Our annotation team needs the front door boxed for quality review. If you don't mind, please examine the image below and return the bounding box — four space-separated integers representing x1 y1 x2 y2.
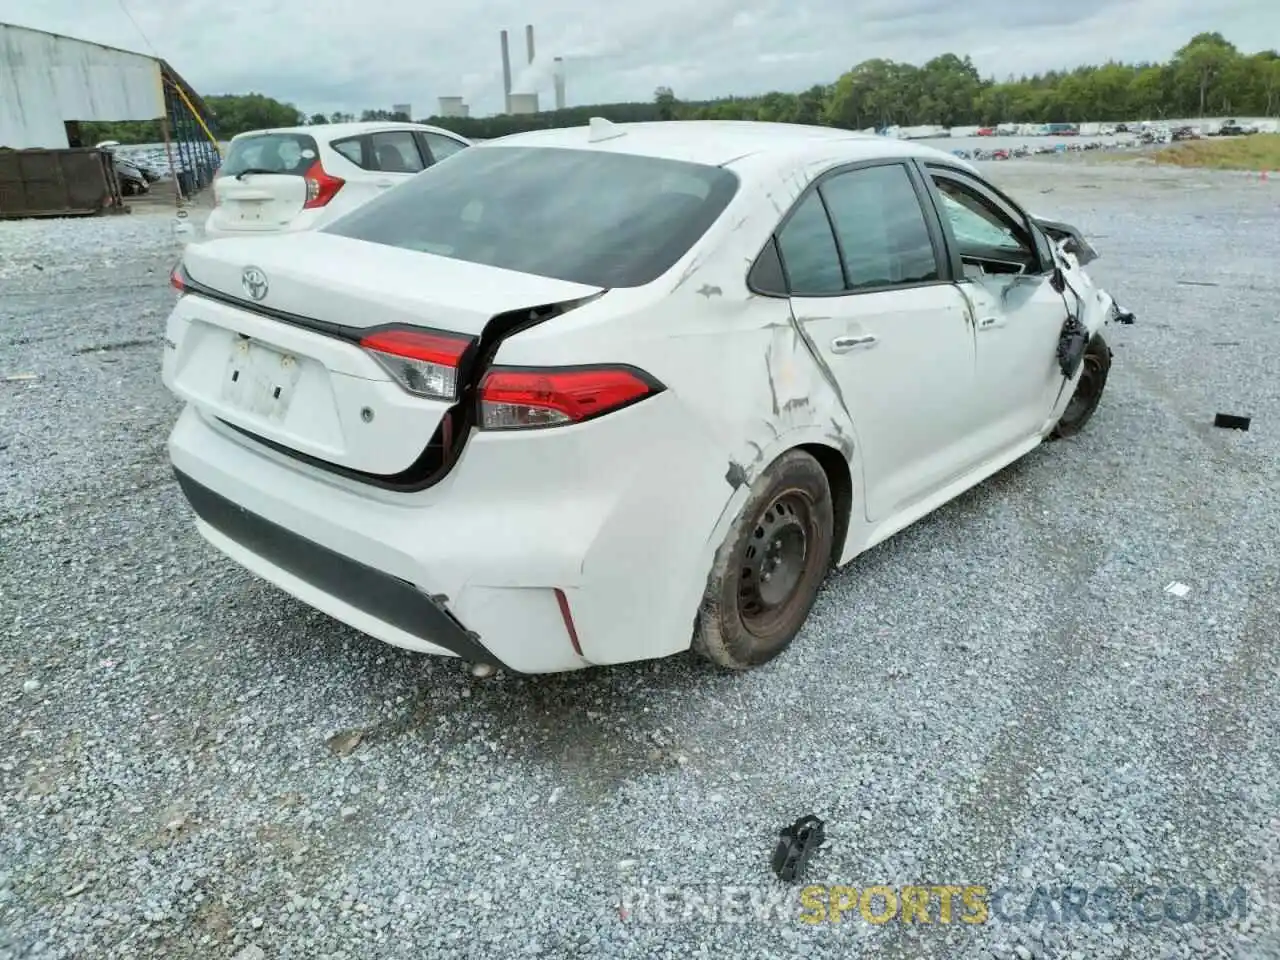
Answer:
924 164 1071 451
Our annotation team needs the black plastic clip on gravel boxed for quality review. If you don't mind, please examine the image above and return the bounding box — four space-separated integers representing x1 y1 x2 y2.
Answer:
1213 413 1251 431
771 814 826 882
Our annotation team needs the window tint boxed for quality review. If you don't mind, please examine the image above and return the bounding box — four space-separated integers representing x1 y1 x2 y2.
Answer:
331 137 365 167
422 132 466 162
323 146 740 289
820 164 939 289
932 177 1031 262
370 131 424 173
220 133 318 177
776 192 844 295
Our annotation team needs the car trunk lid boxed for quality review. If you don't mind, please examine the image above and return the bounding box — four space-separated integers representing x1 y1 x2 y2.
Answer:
212 131 325 230
167 232 604 476
213 173 309 229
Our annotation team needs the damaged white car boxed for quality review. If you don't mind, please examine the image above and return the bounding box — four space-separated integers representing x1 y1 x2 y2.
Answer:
162 118 1123 674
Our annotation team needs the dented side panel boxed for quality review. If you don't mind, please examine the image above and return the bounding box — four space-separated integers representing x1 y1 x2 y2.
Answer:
486 156 864 662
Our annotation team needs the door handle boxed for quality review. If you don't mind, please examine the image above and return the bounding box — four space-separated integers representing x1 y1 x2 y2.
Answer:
976 316 1005 331
831 334 877 353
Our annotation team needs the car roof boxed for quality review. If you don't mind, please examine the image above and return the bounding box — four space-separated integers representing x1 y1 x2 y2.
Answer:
476 120 965 169
230 121 467 141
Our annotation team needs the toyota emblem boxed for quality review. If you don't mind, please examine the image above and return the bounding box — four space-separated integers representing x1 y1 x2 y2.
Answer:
242 266 269 301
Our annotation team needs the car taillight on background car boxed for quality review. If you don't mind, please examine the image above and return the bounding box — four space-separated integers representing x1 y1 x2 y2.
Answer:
478 366 662 430
359 328 474 402
302 159 344 209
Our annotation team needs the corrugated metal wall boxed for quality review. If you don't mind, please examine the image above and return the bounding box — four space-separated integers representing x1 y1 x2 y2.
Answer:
0 24 165 149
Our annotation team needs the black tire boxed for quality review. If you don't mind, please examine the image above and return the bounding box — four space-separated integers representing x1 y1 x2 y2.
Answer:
1051 333 1111 440
692 449 835 670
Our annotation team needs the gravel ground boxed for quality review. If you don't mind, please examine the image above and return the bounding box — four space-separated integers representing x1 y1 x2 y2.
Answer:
2 162 1279 960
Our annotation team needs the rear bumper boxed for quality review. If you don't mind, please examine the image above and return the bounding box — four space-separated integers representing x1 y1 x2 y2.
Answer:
173 468 505 669
166 397 732 674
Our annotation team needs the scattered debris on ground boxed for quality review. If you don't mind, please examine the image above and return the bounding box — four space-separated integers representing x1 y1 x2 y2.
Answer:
771 814 826 882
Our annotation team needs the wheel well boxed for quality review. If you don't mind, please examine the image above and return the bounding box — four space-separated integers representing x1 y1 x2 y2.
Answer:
797 443 852 565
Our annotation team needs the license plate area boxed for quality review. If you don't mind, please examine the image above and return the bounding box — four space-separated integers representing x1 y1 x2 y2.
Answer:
232 199 268 221
221 337 302 421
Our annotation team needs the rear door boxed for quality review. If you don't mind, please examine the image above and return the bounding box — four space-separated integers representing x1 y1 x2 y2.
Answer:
922 163 1070 449
325 129 427 212
368 129 426 187
212 132 316 230
779 160 981 522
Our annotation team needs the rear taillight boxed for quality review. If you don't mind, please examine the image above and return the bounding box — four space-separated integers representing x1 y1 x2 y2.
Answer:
478 366 662 430
170 262 187 293
359 328 474 401
303 158 344 209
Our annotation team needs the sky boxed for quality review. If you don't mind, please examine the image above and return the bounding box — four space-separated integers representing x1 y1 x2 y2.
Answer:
0 0 1276 118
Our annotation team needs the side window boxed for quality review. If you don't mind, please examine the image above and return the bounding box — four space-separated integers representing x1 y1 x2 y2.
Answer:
330 137 367 169
930 175 1035 272
775 192 844 296
421 132 466 163
370 131 425 173
819 164 940 290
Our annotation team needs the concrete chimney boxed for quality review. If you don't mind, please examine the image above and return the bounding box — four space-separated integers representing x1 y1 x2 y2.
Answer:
525 24 535 65
499 29 512 113
553 57 566 111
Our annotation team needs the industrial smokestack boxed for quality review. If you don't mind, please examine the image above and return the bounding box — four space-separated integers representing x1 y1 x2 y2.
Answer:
525 24 535 65
553 57 566 111
500 29 512 113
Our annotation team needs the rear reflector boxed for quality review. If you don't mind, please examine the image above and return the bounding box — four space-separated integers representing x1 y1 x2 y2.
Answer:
478 365 661 430
359 328 474 401
554 588 584 657
302 158 344 209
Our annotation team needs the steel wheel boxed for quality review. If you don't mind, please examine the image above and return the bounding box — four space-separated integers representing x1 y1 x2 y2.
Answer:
737 491 815 637
693 450 835 670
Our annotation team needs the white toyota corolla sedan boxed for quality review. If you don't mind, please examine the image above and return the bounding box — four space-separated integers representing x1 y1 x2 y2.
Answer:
162 119 1122 675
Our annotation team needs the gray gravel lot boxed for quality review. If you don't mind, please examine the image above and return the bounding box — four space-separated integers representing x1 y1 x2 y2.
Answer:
3 161 1280 960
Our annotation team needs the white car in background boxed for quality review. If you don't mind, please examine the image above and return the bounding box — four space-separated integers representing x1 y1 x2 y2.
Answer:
203 121 470 241
163 119 1122 675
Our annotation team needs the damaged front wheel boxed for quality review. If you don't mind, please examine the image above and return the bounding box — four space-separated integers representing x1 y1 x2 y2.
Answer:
1051 333 1111 440
693 450 834 670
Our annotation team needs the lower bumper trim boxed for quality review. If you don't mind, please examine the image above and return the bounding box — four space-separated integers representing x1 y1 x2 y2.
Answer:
172 468 512 671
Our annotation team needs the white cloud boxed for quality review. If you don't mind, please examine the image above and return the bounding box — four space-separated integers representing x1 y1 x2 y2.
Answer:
0 0 1275 117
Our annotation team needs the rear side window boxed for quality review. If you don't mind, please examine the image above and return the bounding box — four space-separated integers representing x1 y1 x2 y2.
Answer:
820 164 940 289
323 146 740 288
776 193 844 295
370 131 425 173
220 133 319 176
422 132 466 162
331 137 365 167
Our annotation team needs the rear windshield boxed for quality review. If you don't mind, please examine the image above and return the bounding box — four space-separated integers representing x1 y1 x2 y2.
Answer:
321 146 740 288
220 133 319 177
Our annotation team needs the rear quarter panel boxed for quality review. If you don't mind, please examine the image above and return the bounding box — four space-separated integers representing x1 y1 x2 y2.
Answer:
488 152 867 662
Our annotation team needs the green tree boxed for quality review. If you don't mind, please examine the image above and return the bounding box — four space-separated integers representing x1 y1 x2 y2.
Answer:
1173 32 1238 116
654 86 678 121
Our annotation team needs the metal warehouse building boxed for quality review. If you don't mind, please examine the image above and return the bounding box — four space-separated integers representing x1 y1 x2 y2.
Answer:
0 22 218 195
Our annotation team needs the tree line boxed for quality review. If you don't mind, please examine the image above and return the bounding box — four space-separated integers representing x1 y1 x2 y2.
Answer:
82 33 1278 145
